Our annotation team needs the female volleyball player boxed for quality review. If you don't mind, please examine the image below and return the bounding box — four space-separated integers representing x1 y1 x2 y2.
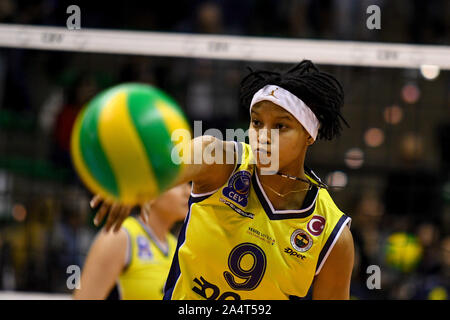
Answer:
91 60 354 299
74 183 190 299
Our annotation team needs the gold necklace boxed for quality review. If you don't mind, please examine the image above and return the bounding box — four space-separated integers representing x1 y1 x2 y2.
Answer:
260 181 311 198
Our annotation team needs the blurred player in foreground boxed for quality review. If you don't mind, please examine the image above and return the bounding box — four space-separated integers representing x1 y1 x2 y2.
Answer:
73 183 190 299
92 60 354 300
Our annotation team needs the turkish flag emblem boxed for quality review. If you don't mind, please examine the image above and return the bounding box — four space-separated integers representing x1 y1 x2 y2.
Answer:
307 215 326 236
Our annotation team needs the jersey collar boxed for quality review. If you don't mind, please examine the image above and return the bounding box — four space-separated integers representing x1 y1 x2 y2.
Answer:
252 170 318 220
136 216 170 256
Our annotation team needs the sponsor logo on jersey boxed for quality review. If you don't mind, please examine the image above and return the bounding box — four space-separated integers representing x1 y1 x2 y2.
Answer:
290 229 313 252
222 170 251 207
246 226 276 245
219 197 254 219
192 276 241 300
284 247 306 260
307 215 326 236
137 235 153 260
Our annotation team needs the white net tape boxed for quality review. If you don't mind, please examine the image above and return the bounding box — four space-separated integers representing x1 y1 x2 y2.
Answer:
0 23 449 69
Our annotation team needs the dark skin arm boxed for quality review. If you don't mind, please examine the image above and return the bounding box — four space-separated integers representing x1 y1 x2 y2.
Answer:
73 228 128 299
312 225 354 299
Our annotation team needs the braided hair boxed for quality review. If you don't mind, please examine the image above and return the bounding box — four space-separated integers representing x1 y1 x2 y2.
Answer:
239 60 349 141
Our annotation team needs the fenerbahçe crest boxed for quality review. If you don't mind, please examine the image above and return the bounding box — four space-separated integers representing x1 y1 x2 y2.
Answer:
222 170 251 207
290 229 313 252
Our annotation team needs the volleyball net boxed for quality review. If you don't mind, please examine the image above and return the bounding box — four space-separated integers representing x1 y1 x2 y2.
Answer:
0 23 448 69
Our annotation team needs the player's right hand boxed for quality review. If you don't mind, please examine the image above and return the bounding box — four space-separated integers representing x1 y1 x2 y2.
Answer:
90 195 133 233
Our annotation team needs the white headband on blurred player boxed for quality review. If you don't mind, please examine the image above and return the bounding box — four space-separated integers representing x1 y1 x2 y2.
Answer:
250 84 320 141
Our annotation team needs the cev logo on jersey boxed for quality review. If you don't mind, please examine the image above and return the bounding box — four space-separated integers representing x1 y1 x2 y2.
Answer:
307 215 326 236
222 171 251 207
137 235 153 260
290 229 313 253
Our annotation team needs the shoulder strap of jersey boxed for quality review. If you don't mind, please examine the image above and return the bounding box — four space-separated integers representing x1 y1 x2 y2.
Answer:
120 216 138 272
314 191 352 275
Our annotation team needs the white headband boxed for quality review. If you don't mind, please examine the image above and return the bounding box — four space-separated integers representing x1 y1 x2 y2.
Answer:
250 85 320 141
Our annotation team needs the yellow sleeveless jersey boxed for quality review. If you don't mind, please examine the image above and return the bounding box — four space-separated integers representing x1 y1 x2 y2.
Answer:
163 142 351 300
112 216 177 300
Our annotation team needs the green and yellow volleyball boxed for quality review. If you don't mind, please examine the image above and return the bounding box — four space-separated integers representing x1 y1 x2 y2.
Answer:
384 232 423 273
71 83 191 205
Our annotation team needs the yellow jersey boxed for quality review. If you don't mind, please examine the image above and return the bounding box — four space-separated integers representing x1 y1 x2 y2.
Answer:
163 142 351 300
108 216 177 300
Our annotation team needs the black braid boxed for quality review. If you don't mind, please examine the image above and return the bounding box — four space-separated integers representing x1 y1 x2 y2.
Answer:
239 60 349 141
